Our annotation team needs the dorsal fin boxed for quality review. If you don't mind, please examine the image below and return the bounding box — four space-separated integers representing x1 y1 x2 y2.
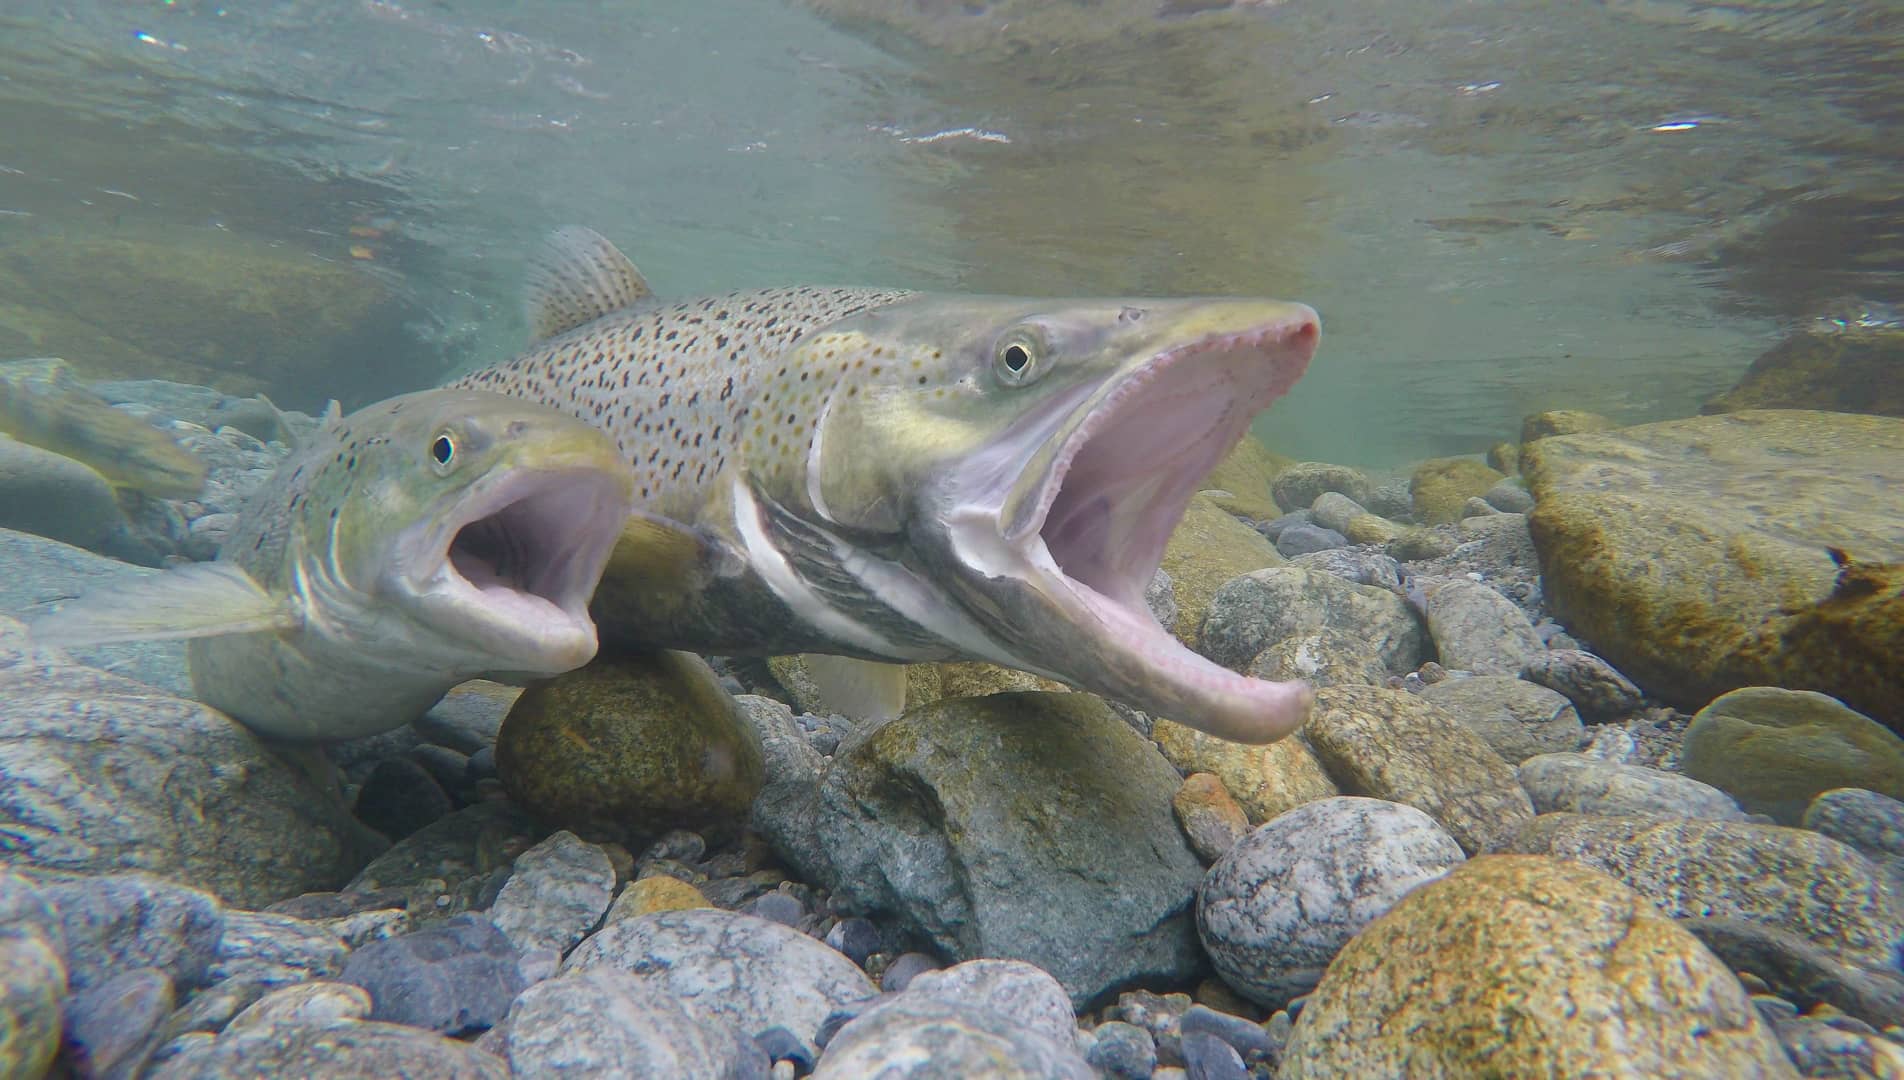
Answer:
523 225 652 342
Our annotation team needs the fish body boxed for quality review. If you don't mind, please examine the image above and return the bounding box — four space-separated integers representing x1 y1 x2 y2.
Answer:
0 359 207 498
30 388 634 741
453 227 1322 743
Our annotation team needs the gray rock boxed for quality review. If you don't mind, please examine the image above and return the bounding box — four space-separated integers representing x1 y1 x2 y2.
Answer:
1418 675 1585 763
149 1015 510 1079
224 980 372 1034
1180 1004 1278 1066
880 952 940 993
1271 463 1373 513
1182 1030 1249 1080
1769 1014 1904 1079
494 967 761 1079
1287 549 1403 592
0 531 188 694
811 994 1093 1079
207 910 347 989
1245 627 1394 689
414 681 518 755
734 695 830 885
1307 491 1367 535
1519 649 1645 722
346 801 541 923
1087 1021 1158 1079
40 874 224 994
1364 478 1416 522
1275 523 1348 557
1198 797 1465 1008
336 914 525 1036
1679 917 1904 1034
1804 788 1904 881
1199 566 1425 676
0 616 364 908
1408 576 1545 676
1253 511 1312 542
62 966 174 1079
1518 753 1747 820
566 908 877 1055
1145 569 1180 634
488 830 616 956
906 959 1076 1049
814 693 1207 1009
1460 496 1502 520
1483 479 1534 514
0 437 129 554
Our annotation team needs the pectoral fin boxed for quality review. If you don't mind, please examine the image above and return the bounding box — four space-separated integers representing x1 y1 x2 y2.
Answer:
28 562 296 647
801 654 910 722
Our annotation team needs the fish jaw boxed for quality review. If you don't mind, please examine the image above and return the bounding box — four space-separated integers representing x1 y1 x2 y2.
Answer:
388 461 632 677
926 300 1321 743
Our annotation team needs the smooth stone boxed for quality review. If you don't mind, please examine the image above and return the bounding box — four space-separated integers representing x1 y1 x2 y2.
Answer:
1271 462 1373 513
1198 565 1425 676
733 694 831 887
1307 491 1367 534
225 981 372 1034
1419 675 1584 763
148 1016 509 1079
823 918 882 969
880 952 941 993
1086 1021 1157 1080
1198 797 1465 1009
1679 917 1904 1034
1522 410 1904 728
746 891 805 928
496 651 765 843
1364 477 1416 521
1181 1031 1248 1080
1517 753 1747 820
605 875 715 925
1159 494 1285 645
488 830 617 956
1388 527 1456 561
1243 628 1393 690
1300 685 1534 855
492 967 760 1079
1173 773 1252 863
1280 855 1795 1078
1681 686 1904 824
1482 478 1534 513
1506 813 1904 970
1179 1004 1276 1065
565 907 877 1055
206 910 347 989
0 436 128 553
1519 648 1645 722
810 995 1092 1079
336 913 525 1036
0 618 363 907
1408 457 1505 526
1804 788 1904 872
1406 576 1546 677
1275 522 1348 557
1342 512 1405 545
756 1025 815 1071
812 692 1206 1008
60 966 172 1078
1288 549 1403 592
905 959 1077 1049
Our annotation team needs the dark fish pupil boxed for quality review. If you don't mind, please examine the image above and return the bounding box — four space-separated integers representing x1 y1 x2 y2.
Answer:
1005 344 1030 371
432 435 454 465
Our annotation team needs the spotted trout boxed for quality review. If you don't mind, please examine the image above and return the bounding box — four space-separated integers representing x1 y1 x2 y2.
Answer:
454 226 1321 743
29 388 634 741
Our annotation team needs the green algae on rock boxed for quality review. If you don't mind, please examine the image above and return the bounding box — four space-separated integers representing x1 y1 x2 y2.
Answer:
496 652 764 844
1281 855 1795 1079
1523 409 1904 730
1159 493 1284 647
1408 457 1506 525
1681 687 1904 825
1703 319 1904 419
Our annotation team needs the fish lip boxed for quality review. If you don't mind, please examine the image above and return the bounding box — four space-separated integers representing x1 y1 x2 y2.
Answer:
397 464 631 671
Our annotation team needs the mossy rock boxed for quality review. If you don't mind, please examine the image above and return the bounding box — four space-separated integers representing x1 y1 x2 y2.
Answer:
1408 457 1506 525
497 652 765 844
1703 322 1904 418
1681 687 1904 825
1519 409 1614 444
1159 494 1282 646
1197 437 1289 522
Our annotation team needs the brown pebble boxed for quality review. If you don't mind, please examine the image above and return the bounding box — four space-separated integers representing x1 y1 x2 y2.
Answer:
1173 772 1251 864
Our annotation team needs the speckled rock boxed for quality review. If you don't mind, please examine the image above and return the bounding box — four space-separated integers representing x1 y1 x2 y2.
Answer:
1198 797 1466 1009
1519 649 1645 722
1271 462 1373 513
336 914 525 1036
1506 813 1904 970
1198 565 1424 676
1280 855 1796 1079
149 1015 510 1079
1243 628 1393 690
906 959 1077 1049
1407 576 1546 677
605 874 716 925
1523 410 1904 729
1418 675 1584 763
497 651 765 843
811 994 1093 1080
1152 720 1339 826
566 908 877 1055
488 830 616 956
813 693 1207 1008
345 801 541 923
1517 753 1747 820
39 874 224 994
1409 458 1506 526
207 910 347 989
733 694 831 889
1300 685 1533 854
0 869 66 1080
1159 494 1284 645
225 980 372 1033
491 967 760 1078
0 617 364 908
1520 409 1614 443
1681 686 1904 824
61 967 175 1077
1679 917 1904 1034
1086 1021 1158 1079
1173 773 1252 863
1804 788 1904 879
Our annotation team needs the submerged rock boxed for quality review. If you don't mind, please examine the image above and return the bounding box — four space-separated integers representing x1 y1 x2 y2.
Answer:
0 869 66 1080
487 830 617 957
1280 855 1795 1078
1702 318 1904 418
1159 494 1284 645
1516 753 1746 821
1406 577 1546 677
490 967 761 1079
1198 565 1424 676
1519 648 1644 722
812 994 1092 1080
813 692 1207 1008
1409 457 1505 525
336 914 524 1036
1151 720 1338 826
1419 675 1584 763
0 530 188 695
1680 686 1904 824
1271 462 1373 513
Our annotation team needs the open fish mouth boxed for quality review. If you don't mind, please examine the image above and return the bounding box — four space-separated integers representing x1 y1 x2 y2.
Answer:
411 466 630 670
955 302 1322 743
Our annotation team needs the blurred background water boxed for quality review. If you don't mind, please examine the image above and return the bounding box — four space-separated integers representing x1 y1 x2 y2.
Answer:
1 0 1897 466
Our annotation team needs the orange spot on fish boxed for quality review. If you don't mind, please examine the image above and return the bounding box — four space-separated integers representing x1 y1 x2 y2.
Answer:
348 245 376 260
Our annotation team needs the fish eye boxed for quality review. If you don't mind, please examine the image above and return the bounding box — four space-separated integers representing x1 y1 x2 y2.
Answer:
430 432 456 470
993 329 1046 386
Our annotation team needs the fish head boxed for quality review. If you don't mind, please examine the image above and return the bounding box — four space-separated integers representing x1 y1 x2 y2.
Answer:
315 388 634 677
798 296 1321 743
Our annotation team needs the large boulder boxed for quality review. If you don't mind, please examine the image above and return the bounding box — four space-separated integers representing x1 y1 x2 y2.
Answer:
1703 319 1904 418
1523 410 1904 729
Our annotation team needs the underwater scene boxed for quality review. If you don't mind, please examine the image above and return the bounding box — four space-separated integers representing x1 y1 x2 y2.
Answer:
0 0 1900 1076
